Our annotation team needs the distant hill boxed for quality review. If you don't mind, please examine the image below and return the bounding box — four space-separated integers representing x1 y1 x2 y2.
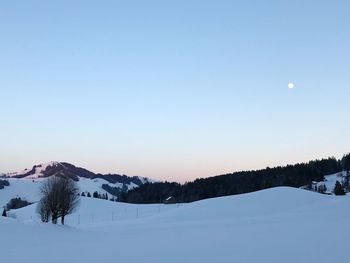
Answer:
1 161 153 199
4 161 151 185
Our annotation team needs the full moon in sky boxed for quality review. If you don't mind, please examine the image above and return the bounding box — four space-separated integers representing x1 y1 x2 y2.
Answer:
288 82 295 89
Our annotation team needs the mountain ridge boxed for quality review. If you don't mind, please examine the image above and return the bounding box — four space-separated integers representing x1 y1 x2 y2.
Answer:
3 161 152 186
1 161 154 198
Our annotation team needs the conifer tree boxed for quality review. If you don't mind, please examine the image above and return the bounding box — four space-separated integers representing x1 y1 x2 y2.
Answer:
334 181 346 196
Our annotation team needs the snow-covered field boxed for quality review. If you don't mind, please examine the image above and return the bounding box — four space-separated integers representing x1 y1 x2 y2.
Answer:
1 186 349 263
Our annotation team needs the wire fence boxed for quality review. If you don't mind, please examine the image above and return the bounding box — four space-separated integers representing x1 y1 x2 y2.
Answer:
10 203 182 226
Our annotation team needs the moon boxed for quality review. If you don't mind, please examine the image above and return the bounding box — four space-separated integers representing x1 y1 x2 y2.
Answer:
288 82 295 89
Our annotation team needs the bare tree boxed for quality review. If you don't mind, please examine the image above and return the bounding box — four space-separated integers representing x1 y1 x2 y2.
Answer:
38 176 60 224
36 197 50 223
58 177 80 224
37 176 80 224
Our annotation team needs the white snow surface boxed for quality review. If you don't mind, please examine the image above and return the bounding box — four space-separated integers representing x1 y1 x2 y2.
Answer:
1 187 349 263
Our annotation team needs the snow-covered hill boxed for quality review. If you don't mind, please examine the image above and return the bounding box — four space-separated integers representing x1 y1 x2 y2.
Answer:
5 161 66 178
4 161 150 184
1 187 349 263
0 177 120 207
0 161 154 204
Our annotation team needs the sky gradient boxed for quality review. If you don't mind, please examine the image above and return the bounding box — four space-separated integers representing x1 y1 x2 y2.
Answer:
1 0 349 182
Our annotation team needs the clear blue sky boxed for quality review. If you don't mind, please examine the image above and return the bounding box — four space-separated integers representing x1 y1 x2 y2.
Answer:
1 0 349 182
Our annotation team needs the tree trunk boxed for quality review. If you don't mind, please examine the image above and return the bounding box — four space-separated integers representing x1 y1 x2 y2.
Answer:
61 215 65 225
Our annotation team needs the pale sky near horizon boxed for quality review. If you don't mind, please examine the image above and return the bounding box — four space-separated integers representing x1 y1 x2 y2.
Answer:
1 1 349 182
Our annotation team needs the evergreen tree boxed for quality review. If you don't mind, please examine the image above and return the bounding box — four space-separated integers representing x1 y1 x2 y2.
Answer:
341 153 350 171
334 181 346 196
343 173 350 192
2 209 6 217
87 192 91 197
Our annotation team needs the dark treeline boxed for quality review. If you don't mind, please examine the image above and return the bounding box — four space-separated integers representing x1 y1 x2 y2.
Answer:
120 154 350 204
95 174 145 186
102 183 128 198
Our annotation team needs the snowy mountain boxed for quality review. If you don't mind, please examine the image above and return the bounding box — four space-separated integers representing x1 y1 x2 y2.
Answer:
1 161 153 200
5 161 150 184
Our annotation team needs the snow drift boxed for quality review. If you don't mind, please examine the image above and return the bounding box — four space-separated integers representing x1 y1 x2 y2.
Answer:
1 187 349 263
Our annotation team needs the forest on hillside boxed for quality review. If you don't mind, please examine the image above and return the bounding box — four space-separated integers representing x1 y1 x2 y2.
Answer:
120 154 350 203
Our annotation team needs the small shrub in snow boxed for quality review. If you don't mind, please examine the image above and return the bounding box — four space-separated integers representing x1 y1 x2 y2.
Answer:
0 179 10 189
6 197 32 210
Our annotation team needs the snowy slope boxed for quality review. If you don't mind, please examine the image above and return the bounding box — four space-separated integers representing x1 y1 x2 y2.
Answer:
318 171 348 192
1 161 153 204
0 177 130 207
1 187 350 263
0 178 42 207
303 171 349 193
5 161 62 178
3 161 151 185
